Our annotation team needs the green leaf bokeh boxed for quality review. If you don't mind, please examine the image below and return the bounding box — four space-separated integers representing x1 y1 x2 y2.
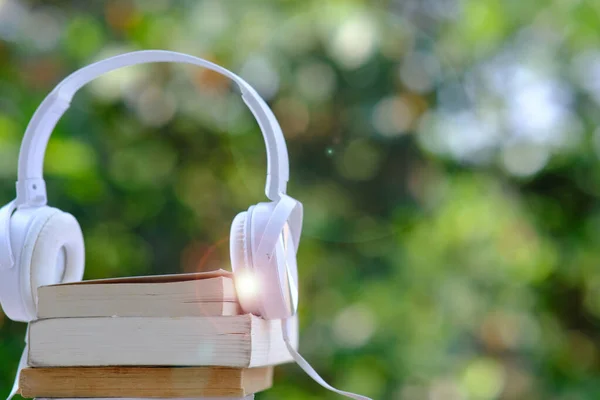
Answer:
2 1 600 399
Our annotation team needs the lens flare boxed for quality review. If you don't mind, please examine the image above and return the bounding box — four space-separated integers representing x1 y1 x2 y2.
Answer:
235 270 258 299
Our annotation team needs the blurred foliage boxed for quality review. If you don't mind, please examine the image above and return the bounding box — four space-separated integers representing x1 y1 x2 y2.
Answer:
2 0 600 399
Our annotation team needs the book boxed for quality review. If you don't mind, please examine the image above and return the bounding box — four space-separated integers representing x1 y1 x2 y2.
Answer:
37 269 239 318
28 314 298 368
19 366 273 398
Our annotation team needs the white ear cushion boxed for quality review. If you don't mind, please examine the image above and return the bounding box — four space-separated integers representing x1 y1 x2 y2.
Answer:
230 210 260 316
21 210 84 317
230 212 248 274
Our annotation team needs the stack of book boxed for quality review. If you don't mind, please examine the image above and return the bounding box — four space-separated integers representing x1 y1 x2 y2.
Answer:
19 269 297 398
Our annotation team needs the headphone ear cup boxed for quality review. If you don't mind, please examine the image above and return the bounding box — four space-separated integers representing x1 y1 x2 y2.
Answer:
250 198 301 320
21 208 84 318
230 210 260 316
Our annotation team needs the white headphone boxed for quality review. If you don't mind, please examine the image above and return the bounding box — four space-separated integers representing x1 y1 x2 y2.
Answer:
0 50 370 400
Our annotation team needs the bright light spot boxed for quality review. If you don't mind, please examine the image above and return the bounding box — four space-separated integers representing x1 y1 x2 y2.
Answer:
506 69 572 146
25 9 62 51
190 0 229 37
418 110 501 164
461 358 504 399
329 14 378 69
239 55 280 100
372 95 413 136
0 0 26 41
235 270 259 299
88 46 145 102
501 142 549 177
46 138 97 178
135 85 177 127
332 303 376 348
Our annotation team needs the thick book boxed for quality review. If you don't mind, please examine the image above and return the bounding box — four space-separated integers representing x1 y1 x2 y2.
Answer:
37 269 240 318
19 366 273 398
28 314 298 368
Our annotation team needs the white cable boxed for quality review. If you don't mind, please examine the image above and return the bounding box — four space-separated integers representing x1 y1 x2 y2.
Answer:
281 319 372 400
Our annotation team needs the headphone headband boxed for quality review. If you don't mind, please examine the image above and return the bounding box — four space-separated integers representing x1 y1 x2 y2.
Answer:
15 50 289 207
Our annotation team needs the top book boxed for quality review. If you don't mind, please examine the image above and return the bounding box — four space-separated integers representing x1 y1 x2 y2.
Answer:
31 270 299 368
36 269 241 318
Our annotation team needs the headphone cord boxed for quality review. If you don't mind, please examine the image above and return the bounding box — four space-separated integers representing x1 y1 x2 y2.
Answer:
281 318 372 400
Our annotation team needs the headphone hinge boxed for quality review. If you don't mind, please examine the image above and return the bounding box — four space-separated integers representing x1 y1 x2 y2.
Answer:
15 179 47 208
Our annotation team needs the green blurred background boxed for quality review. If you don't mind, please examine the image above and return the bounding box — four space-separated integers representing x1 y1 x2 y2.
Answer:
2 0 600 399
